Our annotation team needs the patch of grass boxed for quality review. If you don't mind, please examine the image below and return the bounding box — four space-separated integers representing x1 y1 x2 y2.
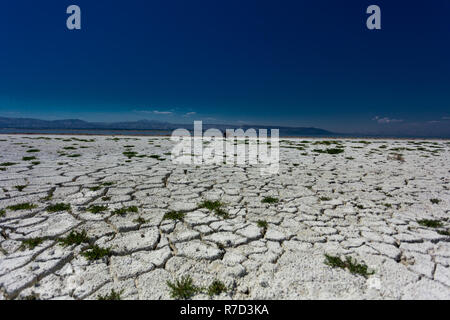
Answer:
112 206 138 216
20 238 44 250
0 209 5 217
313 148 344 155
87 205 108 214
81 245 111 260
15 185 27 192
207 280 228 296
0 162 17 167
97 289 123 300
102 196 111 201
198 200 224 211
63 146 77 150
261 196 279 204
46 203 71 213
437 230 450 236
31 161 41 165
383 203 392 208
430 198 441 205
22 156 37 161
89 186 102 191
7 202 37 211
324 254 374 278
167 275 200 300
102 181 115 187
198 200 229 218
319 196 332 201
123 151 138 159
67 154 81 158
163 211 185 221
417 219 443 228
26 149 40 153
58 230 89 247
257 220 268 229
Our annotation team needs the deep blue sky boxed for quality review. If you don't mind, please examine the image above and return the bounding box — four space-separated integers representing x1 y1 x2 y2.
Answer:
1 0 449 135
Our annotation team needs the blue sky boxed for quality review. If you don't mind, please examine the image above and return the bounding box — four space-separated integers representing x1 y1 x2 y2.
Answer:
1 0 449 136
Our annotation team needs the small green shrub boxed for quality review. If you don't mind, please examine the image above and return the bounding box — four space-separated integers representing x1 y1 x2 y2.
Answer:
163 211 185 221
261 196 279 204
87 205 108 213
58 230 89 246
167 276 200 299
324 254 374 278
46 203 71 212
112 206 138 216
430 199 441 205
7 203 37 211
207 280 228 296
97 289 123 300
417 219 443 228
21 238 44 250
81 245 111 260
15 185 27 192
22 156 37 161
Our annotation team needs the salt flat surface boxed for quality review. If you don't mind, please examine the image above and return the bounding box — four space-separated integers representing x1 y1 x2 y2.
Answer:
0 135 449 300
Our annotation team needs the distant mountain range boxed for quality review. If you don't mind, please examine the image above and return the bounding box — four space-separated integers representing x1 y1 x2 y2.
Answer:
0 116 336 136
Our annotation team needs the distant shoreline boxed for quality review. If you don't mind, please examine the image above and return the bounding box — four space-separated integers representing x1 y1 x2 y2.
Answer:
0 129 449 140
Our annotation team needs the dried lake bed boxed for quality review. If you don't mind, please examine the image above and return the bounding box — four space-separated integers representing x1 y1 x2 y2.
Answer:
0 135 449 300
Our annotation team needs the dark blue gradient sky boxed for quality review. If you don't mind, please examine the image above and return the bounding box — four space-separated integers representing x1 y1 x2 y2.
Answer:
1 0 449 135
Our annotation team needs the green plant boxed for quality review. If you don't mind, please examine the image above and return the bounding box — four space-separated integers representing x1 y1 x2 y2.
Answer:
261 196 279 204
0 162 17 167
81 245 111 260
123 151 138 159
112 206 138 216
417 219 443 228
97 289 123 300
0 209 5 217
7 202 37 211
58 230 89 246
26 149 40 153
20 238 44 250
102 196 111 201
87 205 108 214
67 154 81 158
198 200 229 218
46 203 71 213
430 198 441 205
31 161 41 165
257 220 268 229
163 211 185 221
207 280 228 296
15 185 27 192
167 276 200 299
22 156 37 161
324 254 374 278
437 230 450 236
319 196 332 201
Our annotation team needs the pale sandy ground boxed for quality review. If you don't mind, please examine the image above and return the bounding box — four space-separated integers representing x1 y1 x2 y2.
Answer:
0 135 449 300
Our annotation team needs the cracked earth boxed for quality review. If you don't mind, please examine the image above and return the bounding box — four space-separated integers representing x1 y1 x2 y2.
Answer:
0 135 449 300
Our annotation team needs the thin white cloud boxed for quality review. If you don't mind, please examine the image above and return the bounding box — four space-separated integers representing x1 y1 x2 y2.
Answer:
372 116 403 124
134 110 173 115
183 112 196 117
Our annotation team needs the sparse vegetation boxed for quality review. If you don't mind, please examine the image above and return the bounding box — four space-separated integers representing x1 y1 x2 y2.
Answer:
261 196 279 204
0 209 5 217
198 200 229 218
46 203 71 213
20 238 44 250
167 275 200 299
15 185 27 192
134 217 146 224
87 205 108 214
0 162 17 167
163 211 185 221
58 230 89 247
112 206 138 216
7 202 37 211
417 219 443 228
207 280 228 296
22 156 37 161
319 196 332 201
97 289 123 300
324 254 374 278
26 149 40 153
430 198 441 205
81 245 111 260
